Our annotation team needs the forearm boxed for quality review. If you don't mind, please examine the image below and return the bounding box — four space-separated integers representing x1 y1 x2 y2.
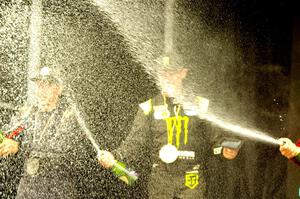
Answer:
113 128 149 162
291 140 300 165
113 109 150 161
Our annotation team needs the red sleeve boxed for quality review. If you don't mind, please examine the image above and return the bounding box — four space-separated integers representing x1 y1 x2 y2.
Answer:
296 139 300 147
6 125 26 139
290 139 300 166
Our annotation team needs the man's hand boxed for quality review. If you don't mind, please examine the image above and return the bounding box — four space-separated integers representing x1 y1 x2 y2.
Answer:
97 150 116 169
0 138 19 157
279 138 300 159
223 147 239 160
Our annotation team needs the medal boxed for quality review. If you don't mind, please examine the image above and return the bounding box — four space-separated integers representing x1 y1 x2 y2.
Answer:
159 144 178 163
159 144 195 164
26 158 40 176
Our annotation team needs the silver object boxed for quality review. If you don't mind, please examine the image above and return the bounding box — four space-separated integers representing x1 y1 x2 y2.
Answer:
26 158 40 176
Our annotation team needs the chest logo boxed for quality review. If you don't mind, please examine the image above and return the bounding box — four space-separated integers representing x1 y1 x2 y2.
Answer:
153 105 170 120
165 116 189 148
185 171 199 189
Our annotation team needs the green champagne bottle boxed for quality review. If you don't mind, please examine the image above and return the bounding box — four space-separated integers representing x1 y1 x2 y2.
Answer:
294 154 300 163
111 161 138 186
0 130 6 143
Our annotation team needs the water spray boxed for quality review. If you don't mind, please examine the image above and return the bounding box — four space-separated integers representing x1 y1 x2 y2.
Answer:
164 0 175 57
71 102 138 185
200 113 283 146
0 101 17 111
27 0 43 105
25 0 139 184
165 0 283 148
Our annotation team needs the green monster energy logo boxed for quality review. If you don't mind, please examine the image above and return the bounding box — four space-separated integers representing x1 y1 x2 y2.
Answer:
165 116 189 148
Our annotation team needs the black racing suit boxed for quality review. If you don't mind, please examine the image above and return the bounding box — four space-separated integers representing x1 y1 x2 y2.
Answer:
116 94 235 199
5 97 94 199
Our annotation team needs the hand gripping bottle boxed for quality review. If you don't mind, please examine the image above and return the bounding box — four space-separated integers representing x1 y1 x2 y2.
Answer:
97 152 138 186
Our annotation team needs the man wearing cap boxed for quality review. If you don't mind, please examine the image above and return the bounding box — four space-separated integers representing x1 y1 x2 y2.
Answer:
0 67 94 198
99 65 242 198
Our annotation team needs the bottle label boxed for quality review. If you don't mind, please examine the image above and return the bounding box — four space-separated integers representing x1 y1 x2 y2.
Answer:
0 131 5 143
112 161 138 186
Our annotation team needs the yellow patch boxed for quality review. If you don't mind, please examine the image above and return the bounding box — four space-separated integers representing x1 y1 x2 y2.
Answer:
153 105 170 119
185 172 199 189
139 99 152 115
165 116 189 148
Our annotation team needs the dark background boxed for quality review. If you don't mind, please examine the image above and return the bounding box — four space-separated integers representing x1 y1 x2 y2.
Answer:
1 0 299 198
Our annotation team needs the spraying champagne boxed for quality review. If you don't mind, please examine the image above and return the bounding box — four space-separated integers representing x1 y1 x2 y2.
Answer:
70 100 139 185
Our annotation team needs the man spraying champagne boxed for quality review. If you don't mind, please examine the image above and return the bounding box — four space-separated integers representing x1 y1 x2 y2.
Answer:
0 67 136 199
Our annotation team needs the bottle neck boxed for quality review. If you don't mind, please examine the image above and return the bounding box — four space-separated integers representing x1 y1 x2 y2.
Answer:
0 130 5 143
294 152 300 163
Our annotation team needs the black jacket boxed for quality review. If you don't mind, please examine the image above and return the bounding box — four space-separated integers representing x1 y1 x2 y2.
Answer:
115 94 239 198
10 97 94 199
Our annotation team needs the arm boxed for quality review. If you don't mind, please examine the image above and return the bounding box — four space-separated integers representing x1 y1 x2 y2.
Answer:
98 107 151 168
0 138 19 157
114 108 151 162
279 138 300 165
97 105 152 190
0 106 30 157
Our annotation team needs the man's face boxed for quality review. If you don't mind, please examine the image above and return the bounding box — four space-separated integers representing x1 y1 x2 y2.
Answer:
158 68 188 97
36 81 63 112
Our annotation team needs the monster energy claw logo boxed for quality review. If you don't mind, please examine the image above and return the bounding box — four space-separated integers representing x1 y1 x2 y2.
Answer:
185 172 199 189
166 116 189 148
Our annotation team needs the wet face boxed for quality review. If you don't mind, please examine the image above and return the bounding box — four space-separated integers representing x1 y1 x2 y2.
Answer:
36 81 63 112
158 68 188 97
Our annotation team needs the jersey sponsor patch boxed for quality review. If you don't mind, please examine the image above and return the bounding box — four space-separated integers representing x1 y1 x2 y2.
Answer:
153 105 170 120
185 171 199 189
139 99 152 115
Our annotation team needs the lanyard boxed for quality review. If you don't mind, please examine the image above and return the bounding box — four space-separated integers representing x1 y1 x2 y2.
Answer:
163 94 183 148
33 111 56 144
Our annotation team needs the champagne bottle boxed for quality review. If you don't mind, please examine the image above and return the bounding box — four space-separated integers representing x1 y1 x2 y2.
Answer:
97 152 138 185
0 125 26 143
0 130 5 143
111 161 138 186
